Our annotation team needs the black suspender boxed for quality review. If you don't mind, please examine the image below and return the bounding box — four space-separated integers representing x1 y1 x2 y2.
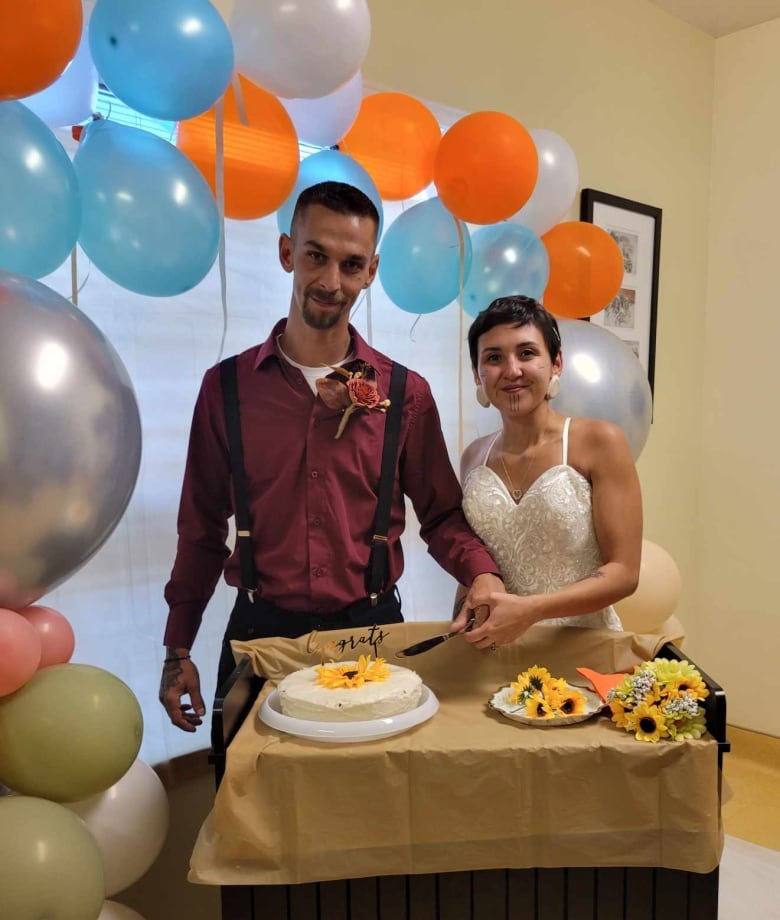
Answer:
220 357 259 600
219 357 408 605
365 362 407 604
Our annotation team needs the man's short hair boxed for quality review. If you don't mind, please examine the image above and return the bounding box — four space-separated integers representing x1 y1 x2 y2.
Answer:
290 181 380 239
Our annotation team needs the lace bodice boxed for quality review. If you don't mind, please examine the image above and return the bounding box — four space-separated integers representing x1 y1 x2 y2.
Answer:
462 418 621 630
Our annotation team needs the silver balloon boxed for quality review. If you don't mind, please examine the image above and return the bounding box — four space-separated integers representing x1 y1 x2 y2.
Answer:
554 318 652 460
0 270 141 608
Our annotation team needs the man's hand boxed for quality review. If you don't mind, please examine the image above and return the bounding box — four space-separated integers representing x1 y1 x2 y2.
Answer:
159 652 206 732
453 573 505 633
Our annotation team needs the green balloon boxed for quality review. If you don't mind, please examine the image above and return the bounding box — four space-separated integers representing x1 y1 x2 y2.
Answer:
0 663 143 802
0 796 104 920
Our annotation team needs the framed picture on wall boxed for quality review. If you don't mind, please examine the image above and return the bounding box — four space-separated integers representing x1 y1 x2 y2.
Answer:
580 189 662 395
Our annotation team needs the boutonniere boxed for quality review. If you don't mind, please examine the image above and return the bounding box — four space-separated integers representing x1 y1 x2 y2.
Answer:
315 361 390 439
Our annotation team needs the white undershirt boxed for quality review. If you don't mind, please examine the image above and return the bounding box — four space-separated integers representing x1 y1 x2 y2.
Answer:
276 335 354 395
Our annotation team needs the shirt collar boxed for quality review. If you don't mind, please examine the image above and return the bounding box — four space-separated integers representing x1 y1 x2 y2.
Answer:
254 319 377 371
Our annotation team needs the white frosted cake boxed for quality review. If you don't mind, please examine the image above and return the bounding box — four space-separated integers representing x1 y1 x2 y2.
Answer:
277 656 423 722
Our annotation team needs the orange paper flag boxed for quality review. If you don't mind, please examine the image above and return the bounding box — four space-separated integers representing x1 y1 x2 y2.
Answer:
576 668 626 702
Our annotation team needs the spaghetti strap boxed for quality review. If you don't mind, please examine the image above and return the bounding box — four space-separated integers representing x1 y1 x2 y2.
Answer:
562 417 571 466
483 431 502 466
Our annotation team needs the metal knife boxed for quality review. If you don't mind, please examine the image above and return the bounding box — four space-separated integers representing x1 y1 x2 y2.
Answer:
395 631 462 658
395 614 474 658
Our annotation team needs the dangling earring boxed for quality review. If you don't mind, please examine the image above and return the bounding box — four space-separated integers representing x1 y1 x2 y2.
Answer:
476 384 490 408
546 375 561 400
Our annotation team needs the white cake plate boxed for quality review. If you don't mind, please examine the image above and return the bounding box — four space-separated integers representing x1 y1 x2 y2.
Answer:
259 685 439 743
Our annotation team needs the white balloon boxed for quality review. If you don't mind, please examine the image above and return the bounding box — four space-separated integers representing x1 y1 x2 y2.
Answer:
98 902 146 920
20 1 97 128
280 71 363 148
510 129 579 236
230 0 371 99
554 318 652 460
65 759 169 897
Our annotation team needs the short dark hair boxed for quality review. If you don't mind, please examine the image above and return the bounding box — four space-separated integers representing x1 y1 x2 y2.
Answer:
290 181 380 239
467 295 562 369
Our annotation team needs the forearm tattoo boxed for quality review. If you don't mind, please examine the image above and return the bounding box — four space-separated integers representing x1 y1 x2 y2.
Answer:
577 570 606 583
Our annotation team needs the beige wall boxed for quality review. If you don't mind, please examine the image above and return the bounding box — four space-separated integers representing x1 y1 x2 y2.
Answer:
697 21 780 733
365 2 717 667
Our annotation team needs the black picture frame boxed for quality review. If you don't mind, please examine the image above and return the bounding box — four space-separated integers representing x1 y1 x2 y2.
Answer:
580 189 661 395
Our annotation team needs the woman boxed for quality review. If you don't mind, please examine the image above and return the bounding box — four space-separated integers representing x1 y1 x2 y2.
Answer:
453 295 642 651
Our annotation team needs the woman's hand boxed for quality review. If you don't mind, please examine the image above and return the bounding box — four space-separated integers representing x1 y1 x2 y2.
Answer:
462 592 543 649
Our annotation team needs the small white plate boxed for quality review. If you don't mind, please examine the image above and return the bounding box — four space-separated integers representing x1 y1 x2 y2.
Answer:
490 683 605 726
259 685 439 743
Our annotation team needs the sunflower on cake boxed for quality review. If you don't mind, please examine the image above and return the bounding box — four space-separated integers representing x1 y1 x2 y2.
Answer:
278 654 423 722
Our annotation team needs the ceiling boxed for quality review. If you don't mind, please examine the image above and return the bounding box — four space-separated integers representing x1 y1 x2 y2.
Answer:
648 0 780 36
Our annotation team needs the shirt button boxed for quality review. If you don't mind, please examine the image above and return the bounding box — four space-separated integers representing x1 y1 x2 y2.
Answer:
315 567 326 577
313 419 321 428
313 517 321 526
311 470 319 479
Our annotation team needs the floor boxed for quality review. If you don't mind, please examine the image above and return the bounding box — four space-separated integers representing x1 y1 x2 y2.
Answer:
719 726 780 919
114 724 780 920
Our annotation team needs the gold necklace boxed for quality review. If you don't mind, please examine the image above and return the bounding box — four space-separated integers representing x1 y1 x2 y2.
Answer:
498 449 533 501
497 428 548 501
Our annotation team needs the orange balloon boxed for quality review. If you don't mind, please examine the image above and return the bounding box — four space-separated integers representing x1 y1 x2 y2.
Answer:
177 75 299 221
541 221 624 318
0 0 82 101
340 93 441 200
433 111 538 225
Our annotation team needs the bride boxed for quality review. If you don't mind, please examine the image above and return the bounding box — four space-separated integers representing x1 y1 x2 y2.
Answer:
453 296 642 651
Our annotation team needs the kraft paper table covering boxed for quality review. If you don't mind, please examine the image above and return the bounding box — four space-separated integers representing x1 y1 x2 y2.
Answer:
188 621 721 886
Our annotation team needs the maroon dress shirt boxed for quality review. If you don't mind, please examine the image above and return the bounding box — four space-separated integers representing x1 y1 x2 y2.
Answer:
163 320 498 648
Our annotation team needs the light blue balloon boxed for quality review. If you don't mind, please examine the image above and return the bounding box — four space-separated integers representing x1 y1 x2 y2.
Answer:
276 149 384 240
73 119 219 296
379 198 471 315
89 0 234 121
0 102 80 279
462 222 550 318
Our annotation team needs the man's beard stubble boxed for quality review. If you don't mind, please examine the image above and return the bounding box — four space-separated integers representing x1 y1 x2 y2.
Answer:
301 291 348 330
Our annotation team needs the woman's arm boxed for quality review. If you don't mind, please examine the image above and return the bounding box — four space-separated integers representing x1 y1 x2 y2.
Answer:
465 419 642 649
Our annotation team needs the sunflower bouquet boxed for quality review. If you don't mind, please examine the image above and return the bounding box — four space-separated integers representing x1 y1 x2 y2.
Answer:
607 658 709 742
508 665 588 719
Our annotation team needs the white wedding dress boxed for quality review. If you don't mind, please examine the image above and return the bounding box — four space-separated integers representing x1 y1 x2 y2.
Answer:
462 417 622 630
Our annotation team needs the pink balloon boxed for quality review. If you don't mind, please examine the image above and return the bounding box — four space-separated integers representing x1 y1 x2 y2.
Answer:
17 605 75 668
0 608 42 696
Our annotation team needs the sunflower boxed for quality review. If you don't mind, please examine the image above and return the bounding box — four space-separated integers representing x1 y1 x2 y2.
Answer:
540 678 586 716
625 701 670 743
556 690 587 716
510 665 553 703
608 697 633 728
315 654 390 689
524 692 556 719
653 659 709 698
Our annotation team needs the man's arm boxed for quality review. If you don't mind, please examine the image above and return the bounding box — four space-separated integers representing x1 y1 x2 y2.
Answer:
160 366 233 730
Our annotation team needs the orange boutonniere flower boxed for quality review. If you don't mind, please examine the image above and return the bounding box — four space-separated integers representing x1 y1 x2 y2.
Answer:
315 362 391 439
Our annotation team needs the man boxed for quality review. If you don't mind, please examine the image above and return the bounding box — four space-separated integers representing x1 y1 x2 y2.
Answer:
160 181 502 732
